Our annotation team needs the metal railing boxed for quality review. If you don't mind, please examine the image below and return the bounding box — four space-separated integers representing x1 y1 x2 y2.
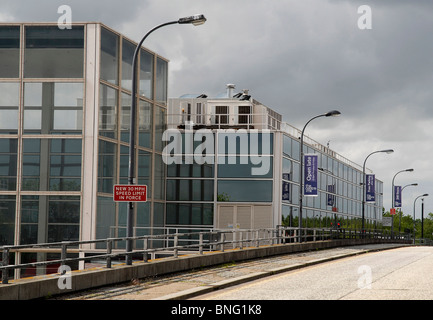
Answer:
0 227 409 284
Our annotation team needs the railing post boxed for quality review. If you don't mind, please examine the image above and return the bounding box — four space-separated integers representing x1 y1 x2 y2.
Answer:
106 239 112 268
239 231 243 250
174 234 178 258
143 237 148 262
256 230 260 247
61 242 67 267
1 247 9 284
199 233 203 255
220 233 225 252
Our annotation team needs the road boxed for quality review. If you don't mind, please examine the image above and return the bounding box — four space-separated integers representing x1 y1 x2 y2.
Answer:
195 246 433 300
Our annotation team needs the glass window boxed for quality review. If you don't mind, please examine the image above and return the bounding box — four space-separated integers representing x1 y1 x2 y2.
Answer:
217 180 273 202
140 49 153 99
21 196 39 245
0 82 19 133
48 196 80 242
167 179 213 201
0 139 17 191
139 100 152 148
153 154 165 200
166 203 213 226
0 82 20 134
155 57 167 104
154 106 166 152
218 156 273 178
22 139 82 191
0 26 20 78
99 84 118 138
100 27 119 85
24 26 84 78
218 132 273 155
138 150 151 187
121 39 135 91
167 163 213 178
98 140 116 193
119 145 128 185
120 93 131 142
0 195 16 245
96 196 116 247
23 82 83 134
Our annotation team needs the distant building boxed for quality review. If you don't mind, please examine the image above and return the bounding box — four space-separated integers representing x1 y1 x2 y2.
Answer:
167 84 384 232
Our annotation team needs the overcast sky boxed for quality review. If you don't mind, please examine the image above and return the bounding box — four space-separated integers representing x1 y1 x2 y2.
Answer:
3 0 433 219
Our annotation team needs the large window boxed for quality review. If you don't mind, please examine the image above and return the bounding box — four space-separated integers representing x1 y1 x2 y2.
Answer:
99 84 118 138
155 57 167 104
218 180 273 202
98 140 116 193
139 100 152 148
24 26 84 78
140 49 153 99
0 196 16 245
22 139 82 191
0 26 20 78
121 39 135 92
0 83 20 133
23 82 83 134
100 27 119 85
0 139 17 191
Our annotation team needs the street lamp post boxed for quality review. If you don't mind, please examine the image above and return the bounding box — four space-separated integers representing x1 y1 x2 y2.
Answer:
298 110 340 242
391 168 413 238
361 149 394 236
399 183 418 233
413 193 429 244
126 14 206 265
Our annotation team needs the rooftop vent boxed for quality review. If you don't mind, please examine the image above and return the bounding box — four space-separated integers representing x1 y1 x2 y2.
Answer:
226 84 235 98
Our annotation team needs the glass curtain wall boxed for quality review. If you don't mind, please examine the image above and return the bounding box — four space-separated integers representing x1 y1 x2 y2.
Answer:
281 133 383 231
96 26 167 243
0 25 84 249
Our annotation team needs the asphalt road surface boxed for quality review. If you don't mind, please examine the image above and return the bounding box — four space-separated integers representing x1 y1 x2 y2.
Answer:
196 246 433 300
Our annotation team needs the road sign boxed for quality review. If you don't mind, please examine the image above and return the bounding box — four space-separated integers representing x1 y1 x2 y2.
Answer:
382 217 392 227
113 185 147 202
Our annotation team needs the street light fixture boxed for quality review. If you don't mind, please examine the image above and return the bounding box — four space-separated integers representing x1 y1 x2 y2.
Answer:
413 193 429 244
361 149 394 236
126 14 207 265
391 168 414 238
298 110 341 242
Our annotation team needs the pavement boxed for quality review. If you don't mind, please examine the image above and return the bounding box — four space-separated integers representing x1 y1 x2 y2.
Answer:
55 243 408 300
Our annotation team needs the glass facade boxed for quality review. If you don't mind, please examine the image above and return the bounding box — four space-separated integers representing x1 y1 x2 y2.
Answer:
0 24 168 276
281 133 383 231
164 126 383 232
96 26 168 240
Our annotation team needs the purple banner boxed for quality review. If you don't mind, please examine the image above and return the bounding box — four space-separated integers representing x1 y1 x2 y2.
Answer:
394 185 402 208
304 154 318 197
366 174 375 202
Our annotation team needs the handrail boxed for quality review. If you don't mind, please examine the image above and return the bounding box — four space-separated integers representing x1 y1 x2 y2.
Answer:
0 227 410 284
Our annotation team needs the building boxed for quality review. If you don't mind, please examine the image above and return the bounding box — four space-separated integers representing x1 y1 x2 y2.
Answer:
0 22 384 278
166 84 384 233
0 22 168 276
